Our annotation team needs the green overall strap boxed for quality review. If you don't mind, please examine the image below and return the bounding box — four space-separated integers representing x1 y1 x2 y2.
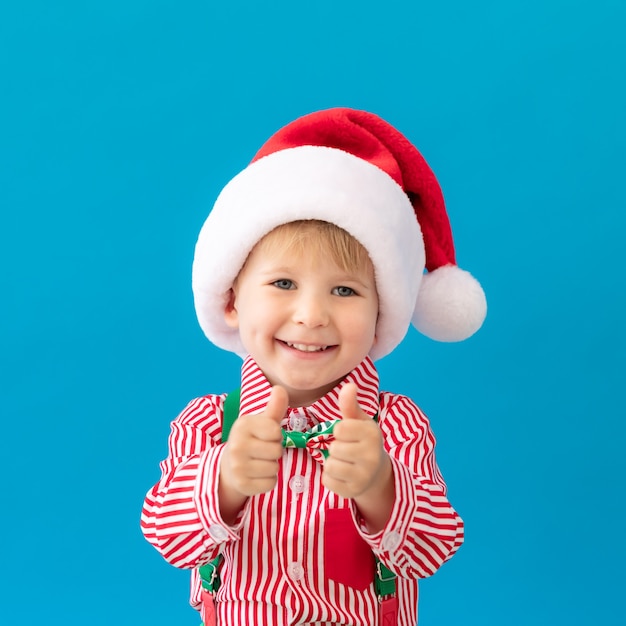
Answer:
220 387 241 442
198 387 397 600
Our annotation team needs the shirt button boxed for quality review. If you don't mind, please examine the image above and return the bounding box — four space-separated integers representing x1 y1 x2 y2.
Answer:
288 475 307 494
287 561 304 582
381 531 402 552
289 415 307 431
208 524 229 542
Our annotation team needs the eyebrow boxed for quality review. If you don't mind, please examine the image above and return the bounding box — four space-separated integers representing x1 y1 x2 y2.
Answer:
258 266 295 275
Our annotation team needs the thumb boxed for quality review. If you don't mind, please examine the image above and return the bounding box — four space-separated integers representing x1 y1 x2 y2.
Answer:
338 383 367 420
264 385 289 423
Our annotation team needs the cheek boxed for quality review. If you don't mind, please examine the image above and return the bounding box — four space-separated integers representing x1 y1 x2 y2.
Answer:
240 302 280 334
342 313 378 344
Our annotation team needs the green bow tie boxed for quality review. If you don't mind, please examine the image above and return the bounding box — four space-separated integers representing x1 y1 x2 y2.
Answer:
282 419 339 462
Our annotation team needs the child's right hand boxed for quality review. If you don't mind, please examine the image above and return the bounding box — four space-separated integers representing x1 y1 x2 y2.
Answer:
219 385 288 498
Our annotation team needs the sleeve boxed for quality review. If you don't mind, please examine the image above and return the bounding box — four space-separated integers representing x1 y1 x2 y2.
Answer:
351 392 464 579
140 395 250 570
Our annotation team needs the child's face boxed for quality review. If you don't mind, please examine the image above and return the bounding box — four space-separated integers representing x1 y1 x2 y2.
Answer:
224 240 378 407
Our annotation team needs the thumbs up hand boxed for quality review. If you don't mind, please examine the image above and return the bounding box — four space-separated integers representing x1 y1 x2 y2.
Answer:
220 386 288 499
322 383 391 500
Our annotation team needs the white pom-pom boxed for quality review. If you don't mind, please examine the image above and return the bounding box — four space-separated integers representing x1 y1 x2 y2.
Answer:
412 265 487 342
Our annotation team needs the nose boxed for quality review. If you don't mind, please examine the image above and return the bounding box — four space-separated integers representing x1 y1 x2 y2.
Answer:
291 291 330 328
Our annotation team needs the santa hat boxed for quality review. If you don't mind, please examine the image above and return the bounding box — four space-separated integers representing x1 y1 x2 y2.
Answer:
192 107 486 360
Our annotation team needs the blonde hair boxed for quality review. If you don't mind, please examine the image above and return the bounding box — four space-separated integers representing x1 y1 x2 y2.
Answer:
244 220 373 274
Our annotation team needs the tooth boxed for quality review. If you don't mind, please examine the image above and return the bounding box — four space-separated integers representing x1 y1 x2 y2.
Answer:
288 343 327 352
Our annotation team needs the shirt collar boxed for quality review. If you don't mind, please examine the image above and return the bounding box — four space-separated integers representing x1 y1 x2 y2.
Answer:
238 355 380 422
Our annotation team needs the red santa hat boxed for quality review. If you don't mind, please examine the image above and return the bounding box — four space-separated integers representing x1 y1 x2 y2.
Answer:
192 107 486 360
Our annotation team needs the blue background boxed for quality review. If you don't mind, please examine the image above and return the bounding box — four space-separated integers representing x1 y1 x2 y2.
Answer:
1 1 624 624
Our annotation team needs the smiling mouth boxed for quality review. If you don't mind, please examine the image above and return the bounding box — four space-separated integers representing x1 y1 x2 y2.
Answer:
282 341 331 352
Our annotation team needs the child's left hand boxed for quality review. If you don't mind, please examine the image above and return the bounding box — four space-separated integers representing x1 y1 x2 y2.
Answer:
323 383 391 499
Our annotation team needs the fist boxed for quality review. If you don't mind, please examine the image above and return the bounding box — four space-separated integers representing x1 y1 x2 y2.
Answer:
220 386 288 497
323 383 388 499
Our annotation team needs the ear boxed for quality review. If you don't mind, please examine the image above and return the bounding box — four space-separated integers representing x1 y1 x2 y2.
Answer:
223 289 239 329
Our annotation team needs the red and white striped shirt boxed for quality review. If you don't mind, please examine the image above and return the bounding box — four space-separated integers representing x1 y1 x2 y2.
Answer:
141 356 463 625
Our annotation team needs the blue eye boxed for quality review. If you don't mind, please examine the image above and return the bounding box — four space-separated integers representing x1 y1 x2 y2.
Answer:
273 279 294 290
333 286 355 297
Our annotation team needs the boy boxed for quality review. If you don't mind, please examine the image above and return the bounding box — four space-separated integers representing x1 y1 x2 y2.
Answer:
141 108 486 625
